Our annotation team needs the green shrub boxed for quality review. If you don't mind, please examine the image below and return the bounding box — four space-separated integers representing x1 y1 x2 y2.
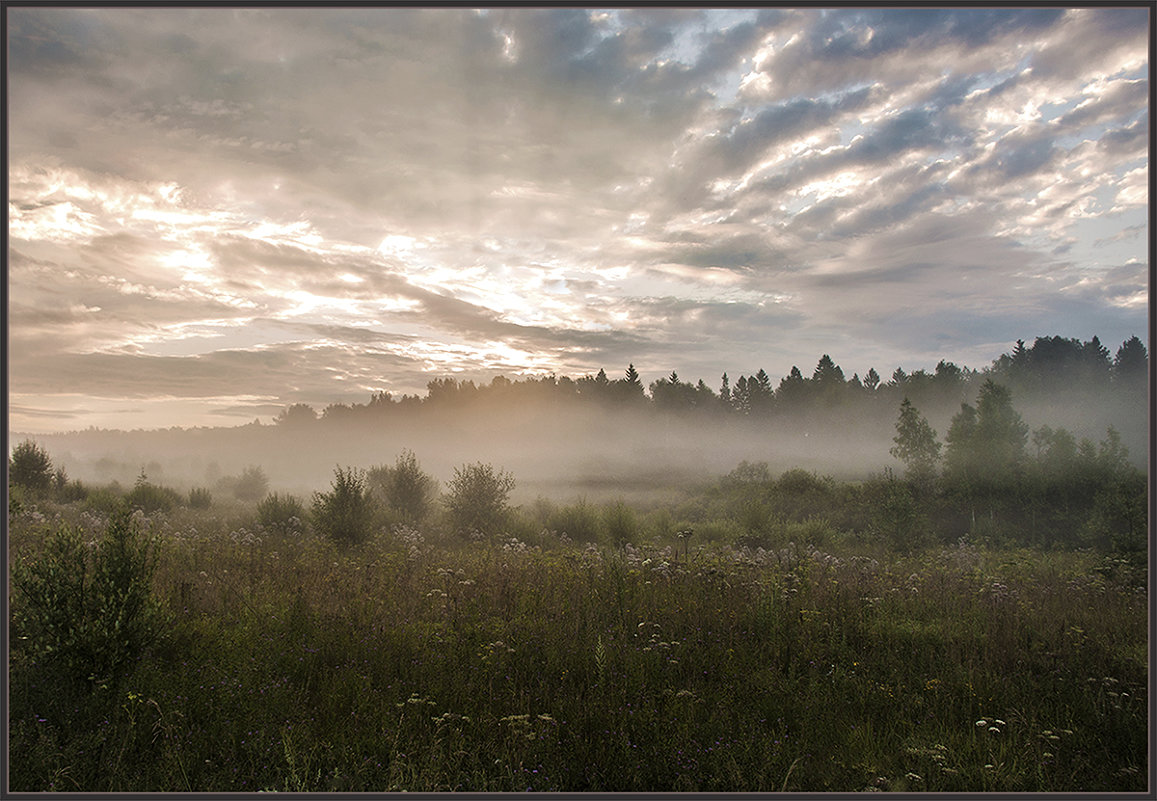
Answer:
83 485 126 516
693 518 742 544
870 473 929 554
368 450 438 525
56 478 89 504
642 507 675 541
312 467 376 547
602 500 639 547
126 474 182 514
9 439 54 494
9 482 26 517
258 492 306 535
444 462 515 540
777 468 829 495
781 515 838 547
188 487 212 509
549 498 602 543
11 509 164 689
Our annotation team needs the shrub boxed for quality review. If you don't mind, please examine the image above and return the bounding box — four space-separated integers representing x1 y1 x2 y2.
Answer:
188 487 212 509
312 467 376 547
56 478 89 504
723 459 771 487
234 465 269 502
870 472 929 554
83 485 126 516
368 450 438 525
9 439 53 494
126 473 182 514
258 492 306 535
693 518 742 544
444 462 515 540
602 500 639 547
549 498 602 543
10 509 164 689
777 468 830 496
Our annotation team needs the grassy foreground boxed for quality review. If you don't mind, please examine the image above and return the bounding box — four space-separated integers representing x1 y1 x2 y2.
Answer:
8 504 1148 793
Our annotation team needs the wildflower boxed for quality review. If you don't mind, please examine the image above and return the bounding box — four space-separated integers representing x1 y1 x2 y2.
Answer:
905 773 922 783
975 719 988 728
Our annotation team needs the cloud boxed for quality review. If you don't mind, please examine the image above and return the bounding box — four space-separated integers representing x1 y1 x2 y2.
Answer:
7 7 1148 432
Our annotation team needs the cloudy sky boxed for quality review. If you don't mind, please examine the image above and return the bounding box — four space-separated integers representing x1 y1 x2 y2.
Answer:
8 6 1150 433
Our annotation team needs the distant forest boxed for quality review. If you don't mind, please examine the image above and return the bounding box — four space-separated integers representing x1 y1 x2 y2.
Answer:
267 334 1147 428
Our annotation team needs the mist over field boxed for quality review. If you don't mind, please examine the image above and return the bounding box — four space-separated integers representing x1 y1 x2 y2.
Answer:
13 348 1146 506
7 7 1150 794
14 405 885 502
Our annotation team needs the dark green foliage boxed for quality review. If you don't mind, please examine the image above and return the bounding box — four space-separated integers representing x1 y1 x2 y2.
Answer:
973 379 1028 472
602 500 639 547
890 397 941 486
9 524 1146 792
188 487 212 509
83 485 127 515
723 460 771 487
10 439 54 493
444 462 516 539
368 449 438 525
944 402 980 487
56 477 89 504
1113 335 1148 386
944 380 1028 524
548 498 602 543
11 509 164 689
869 471 929 554
776 469 833 504
258 492 306 534
312 467 376 546
126 472 183 514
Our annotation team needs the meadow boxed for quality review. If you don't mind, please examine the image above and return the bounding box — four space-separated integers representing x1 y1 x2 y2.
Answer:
7 475 1148 794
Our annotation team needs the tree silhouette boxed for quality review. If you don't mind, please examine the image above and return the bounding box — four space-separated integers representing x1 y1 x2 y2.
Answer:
9 440 53 493
890 398 941 488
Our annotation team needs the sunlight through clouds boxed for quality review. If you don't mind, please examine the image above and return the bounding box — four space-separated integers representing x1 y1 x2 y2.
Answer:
7 6 1148 432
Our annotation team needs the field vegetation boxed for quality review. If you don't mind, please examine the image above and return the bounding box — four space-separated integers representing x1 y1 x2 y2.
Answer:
8 377 1148 792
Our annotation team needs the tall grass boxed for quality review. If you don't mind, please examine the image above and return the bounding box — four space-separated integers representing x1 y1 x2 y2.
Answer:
8 499 1147 792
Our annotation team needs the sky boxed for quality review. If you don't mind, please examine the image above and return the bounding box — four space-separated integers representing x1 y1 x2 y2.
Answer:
7 6 1151 434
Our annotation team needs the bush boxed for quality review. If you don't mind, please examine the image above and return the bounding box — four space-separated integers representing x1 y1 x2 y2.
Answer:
10 509 164 689
444 462 515 540
869 473 929 554
126 473 182 514
549 498 602 543
312 467 376 547
234 466 269 502
56 479 89 504
258 492 306 535
602 500 639 547
368 450 438 525
84 485 126 516
188 487 212 509
9 439 53 494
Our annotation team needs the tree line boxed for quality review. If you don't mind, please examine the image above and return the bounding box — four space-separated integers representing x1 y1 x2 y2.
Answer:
272 334 1147 426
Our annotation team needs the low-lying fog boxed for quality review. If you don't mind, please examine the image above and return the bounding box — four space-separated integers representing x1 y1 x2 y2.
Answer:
14 384 1147 507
